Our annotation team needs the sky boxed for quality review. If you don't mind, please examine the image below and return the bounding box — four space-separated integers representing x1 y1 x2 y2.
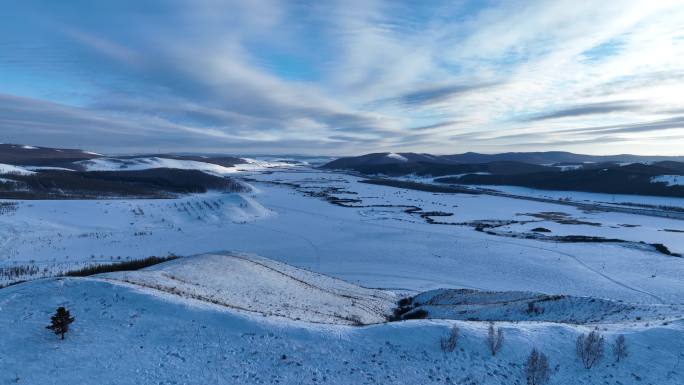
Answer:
1 0 683 155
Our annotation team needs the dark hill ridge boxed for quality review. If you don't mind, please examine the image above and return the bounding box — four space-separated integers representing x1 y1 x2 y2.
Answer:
0 144 101 166
0 144 247 170
327 160 554 177
323 152 684 198
323 151 684 169
436 163 684 197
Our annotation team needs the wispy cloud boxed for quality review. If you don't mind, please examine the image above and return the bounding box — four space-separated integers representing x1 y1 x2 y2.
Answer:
1 0 683 155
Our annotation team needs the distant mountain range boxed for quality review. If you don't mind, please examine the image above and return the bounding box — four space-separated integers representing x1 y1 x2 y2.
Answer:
322 152 684 198
3 145 684 198
0 143 101 167
323 151 684 169
0 144 250 199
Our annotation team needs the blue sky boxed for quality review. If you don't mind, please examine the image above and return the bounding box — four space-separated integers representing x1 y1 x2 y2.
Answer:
1 0 683 155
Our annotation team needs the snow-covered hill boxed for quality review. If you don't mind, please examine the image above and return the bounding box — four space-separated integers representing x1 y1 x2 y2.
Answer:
0 254 682 384
77 157 239 174
102 252 396 325
77 156 294 175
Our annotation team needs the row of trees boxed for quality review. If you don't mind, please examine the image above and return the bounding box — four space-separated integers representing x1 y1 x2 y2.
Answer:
440 324 628 385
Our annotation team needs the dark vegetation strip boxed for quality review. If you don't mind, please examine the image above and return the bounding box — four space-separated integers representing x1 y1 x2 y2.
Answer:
63 255 180 277
360 178 481 194
435 166 684 198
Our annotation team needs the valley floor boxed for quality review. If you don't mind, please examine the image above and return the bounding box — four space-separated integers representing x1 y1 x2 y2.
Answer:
1 165 683 384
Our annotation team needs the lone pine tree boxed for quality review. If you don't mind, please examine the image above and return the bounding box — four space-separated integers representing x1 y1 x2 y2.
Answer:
46 307 75 340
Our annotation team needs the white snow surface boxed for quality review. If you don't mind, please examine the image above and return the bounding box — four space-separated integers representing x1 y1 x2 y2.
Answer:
471 184 684 208
24 166 76 171
103 252 396 325
76 157 239 174
76 156 293 175
0 257 682 384
652 175 684 187
386 152 408 162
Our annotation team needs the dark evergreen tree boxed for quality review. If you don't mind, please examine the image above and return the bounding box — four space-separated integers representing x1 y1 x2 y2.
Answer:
46 307 75 340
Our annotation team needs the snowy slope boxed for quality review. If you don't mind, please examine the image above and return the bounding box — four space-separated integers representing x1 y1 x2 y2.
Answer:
407 289 684 324
386 152 408 162
0 163 35 175
77 157 239 174
102 252 396 325
76 156 294 175
0 192 273 284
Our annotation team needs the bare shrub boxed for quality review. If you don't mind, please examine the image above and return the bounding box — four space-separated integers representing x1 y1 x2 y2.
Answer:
525 348 551 385
440 326 460 352
576 330 604 369
486 323 504 356
612 334 628 363
526 301 544 315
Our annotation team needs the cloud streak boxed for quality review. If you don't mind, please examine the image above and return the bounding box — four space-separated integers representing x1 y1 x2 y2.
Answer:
526 101 641 121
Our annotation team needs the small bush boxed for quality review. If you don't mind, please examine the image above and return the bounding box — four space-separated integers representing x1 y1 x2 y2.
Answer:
612 334 628 363
576 330 604 369
531 227 551 233
525 348 551 385
398 297 412 307
486 323 504 356
526 301 544 315
388 306 413 321
440 326 459 352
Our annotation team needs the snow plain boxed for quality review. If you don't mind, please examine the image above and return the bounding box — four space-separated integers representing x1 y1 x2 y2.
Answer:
1 167 683 302
1 161 683 384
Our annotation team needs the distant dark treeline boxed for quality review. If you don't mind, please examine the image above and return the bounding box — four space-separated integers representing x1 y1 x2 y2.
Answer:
437 164 684 198
0 168 249 199
360 179 480 194
327 161 554 177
